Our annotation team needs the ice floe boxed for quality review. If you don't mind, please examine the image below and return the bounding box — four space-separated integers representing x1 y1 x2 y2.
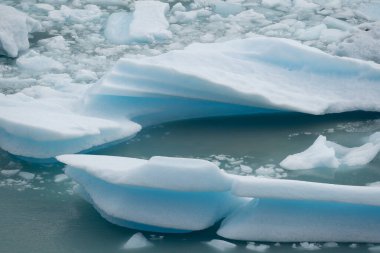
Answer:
0 4 41 57
88 37 380 120
58 155 244 232
58 154 380 241
280 133 380 170
1 36 380 159
218 198 380 242
122 233 152 250
105 1 171 44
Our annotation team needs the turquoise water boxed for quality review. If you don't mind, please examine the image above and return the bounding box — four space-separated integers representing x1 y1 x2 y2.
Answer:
0 112 379 253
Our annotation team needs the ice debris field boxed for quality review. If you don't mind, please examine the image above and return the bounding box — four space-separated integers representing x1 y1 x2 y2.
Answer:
1 0 380 251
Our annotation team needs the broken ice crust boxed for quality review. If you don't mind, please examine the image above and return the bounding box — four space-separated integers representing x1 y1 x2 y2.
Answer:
57 155 380 242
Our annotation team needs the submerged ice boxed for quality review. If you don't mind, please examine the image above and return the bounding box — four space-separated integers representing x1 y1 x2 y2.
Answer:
58 154 380 242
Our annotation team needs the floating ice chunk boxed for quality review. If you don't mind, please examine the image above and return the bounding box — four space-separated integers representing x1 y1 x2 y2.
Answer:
130 1 172 43
1 169 20 177
0 89 141 158
323 17 353 32
280 136 340 170
19 172 35 180
122 233 153 250
54 174 69 183
48 5 102 23
231 176 380 206
16 51 64 72
57 155 232 192
59 155 244 232
280 135 380 170
205 239 236 251
296 24 326 41
75 70 98 82
213 0 243 17
104 12 133 44
319 29 350 43
297 242 321 251
38 36 69 52
246 242 270 252
105 1 172 44
89 37 380 123
0 5 41 57
218 198 380 242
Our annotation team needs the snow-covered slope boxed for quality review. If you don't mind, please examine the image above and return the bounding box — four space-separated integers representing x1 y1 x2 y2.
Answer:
0 5 41 57
57 154 380 241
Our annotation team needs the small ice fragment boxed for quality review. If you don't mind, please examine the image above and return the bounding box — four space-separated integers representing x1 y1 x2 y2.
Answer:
240 165 253 174
299 242 321 250
54 174 69 183
19 172 35 180
122 233 153 250
246 242 270 252
206 239 236 251
1 169 20 177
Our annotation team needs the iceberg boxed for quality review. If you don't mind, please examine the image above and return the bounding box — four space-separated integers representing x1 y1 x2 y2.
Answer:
280 133 380 170
0 89 140 159
105 1 172 44
88 37 380 119
1 37 380 159
218 198 380 242
57 155 244 232
58 154 380 242
0 4 41 57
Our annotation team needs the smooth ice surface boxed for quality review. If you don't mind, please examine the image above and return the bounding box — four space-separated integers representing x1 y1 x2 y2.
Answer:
280 134 380 170
0 4 41 57
57 155 231 192
122 233 152 250
218 198 380 242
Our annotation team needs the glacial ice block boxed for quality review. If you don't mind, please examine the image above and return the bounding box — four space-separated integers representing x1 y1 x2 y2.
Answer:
58 155 244 232
88 37 380 119
59 154 380 241
104 1 172 44
231 176 380 207
0 5 41 57
217 198 380 242
280 134 380 170
0 91 141 159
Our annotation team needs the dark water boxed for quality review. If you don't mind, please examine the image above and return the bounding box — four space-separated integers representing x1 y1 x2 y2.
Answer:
0 112 379 253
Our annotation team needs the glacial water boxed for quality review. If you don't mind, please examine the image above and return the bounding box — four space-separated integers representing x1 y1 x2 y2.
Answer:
0 112 379 253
